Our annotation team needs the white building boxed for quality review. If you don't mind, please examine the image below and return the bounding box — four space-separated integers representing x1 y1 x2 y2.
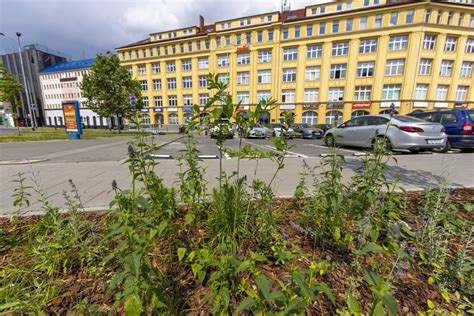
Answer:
39 58 111 128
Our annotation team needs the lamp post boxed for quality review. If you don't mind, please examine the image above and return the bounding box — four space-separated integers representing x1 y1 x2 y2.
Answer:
16 32 36 130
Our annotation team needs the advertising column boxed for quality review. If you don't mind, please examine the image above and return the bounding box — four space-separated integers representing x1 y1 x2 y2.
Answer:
62 101 82 139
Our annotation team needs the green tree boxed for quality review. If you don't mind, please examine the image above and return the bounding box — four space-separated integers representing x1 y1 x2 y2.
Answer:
81 53 142 132
0 64 23 134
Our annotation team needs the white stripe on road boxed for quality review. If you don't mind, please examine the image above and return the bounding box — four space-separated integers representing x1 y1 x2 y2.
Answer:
263 145 309 158
223 152 232 160
305 143 361 154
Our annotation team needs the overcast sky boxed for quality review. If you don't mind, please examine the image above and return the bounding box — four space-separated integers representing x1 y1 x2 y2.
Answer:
1 0 328 60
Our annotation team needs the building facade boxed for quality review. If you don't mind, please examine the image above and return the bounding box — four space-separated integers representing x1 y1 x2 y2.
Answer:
39 58 109 128
117 0 474 126
1 44 68 126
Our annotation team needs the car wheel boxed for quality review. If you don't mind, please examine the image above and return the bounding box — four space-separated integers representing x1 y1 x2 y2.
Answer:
324 134 335 147
372 137 392 152
434 140 451 153
460 148 474 153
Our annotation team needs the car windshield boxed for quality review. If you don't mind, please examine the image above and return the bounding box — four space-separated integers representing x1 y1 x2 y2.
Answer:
468 110 474 123
272 124 282 128
301 124 309 128
393 115 426 123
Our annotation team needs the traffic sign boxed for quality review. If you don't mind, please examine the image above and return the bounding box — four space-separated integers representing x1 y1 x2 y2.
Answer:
31 104 37 110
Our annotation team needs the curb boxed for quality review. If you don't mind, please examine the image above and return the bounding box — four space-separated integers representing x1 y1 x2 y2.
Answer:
0 159 49 165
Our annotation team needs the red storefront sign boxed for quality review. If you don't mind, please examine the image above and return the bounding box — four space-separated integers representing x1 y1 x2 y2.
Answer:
352 102 371 109
236 44 250 52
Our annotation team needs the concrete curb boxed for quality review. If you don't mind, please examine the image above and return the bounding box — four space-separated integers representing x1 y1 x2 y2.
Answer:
0 159 49 165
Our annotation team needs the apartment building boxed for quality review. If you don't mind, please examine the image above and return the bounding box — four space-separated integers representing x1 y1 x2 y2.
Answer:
116 0 474 126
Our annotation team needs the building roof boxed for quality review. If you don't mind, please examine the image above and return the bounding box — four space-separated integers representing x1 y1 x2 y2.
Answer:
39 58 96 73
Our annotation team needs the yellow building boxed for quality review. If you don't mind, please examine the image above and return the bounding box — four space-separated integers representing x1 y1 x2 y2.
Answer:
116 0 474 126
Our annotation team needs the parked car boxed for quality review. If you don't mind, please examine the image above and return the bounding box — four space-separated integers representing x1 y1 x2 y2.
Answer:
210 119 234 139
270 123 294 138
408 109 474 152
292 124 324 139
247 124 272 139
315 124 332 133
323 115 447 153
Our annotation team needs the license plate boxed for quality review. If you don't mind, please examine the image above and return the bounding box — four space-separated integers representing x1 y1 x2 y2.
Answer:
427 139 443 145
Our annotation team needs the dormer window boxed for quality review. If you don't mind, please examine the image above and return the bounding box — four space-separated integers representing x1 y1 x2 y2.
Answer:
287 15 297 20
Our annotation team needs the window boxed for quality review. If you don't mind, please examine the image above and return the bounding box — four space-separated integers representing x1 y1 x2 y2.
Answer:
458 13 465 26
456 86 469 102
215 37 221 48
320 6 325 13
236 34 241 45
471 13 474 27
436 85 449 100
406 10 414 24
182 59 192 71
154 96 162 107
346 18 353 31
153 79 162 90
199 93 209 105
354 86 372 101
257 70 271 84
466 38 474 53
336 2 342 11
423 34 436 50
281 89 295 103
346 1 352 10
142 97 149 108
225 35 231 46
447 11 453 25
328 87 345 102
183 95 193 106
363 0 370 6
168 96 178 107
237 91 250 104
385 59 405 76
444 36 457 52
357 61 375 77
390 12 398 26
352 110 369 118
415 84 428 99
257 90 271 102
382 84 401 100
283 48 298 61
424 9 432 23
359 38 377 53
167 61 176 72
140 80 148 91
419 58 433 75
237 53 250 65
304 88 319 103
182 76 192 89
167 78 176 89
282 68 297 82
268 15 273 22
360 16 368 30
319 22 326 35
258 50 272 64
461 61 473 78
168 113 179 125
302 111 318 125
330 64 347 80
246 32 251 44
237 71 250 84
295 26 301 38
305 66 321 81
333 20 340 33
307 44 322 58
436 10 443 24
440 60 453 77
199 75 208 87
390 36 410 52
152 63 160 74
282 28 289 40
188 42 193 52
326 111 342 125
257 31 263 42
311 8 317 15
216 73 229 85
197 41 202 51
375 14 382 28
138 64 146 75
268 29 274 41
198 57 209 69
307 24 313 37
332 41 349 56
217 54 230 67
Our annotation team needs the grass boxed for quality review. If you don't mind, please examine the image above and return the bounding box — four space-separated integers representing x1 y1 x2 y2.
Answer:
0 127 142 142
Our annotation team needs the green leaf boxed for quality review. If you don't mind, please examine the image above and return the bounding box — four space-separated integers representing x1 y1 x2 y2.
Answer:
235 297 255 314
360 243 384 255
124 294 142 316
109 271 126 290
255 275 273 302
184 212 195 225
0 301 20 311
197 270 206 283
427 299 435 309
124 252 141 277
364 268 380 287
333 227 341 241
441 292 451 303
317 282 336 306
191 263 202 278
293 272 315 300
269 290 286 304
283 297 306 314
177 248 187 261
381 294 398 316
347 294 361 313
235 260 252 274
372 301 385 316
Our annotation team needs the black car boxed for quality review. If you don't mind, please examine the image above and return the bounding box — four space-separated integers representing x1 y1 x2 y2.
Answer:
292 124 324 139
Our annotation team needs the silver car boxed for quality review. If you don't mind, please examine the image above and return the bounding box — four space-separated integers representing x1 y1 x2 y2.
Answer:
247 124 272 139
324 115 447 153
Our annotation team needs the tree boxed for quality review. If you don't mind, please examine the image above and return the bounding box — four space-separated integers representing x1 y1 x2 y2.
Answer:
0 64 23 134
81 53 143 132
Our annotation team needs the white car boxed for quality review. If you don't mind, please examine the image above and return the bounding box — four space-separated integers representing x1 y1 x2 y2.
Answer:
271 124 294 138
247 124 272 138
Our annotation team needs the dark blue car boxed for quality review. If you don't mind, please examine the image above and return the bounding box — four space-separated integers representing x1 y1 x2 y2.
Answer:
409 109 474 152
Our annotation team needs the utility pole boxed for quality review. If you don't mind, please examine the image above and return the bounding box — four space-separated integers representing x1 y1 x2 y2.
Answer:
16 32 37 130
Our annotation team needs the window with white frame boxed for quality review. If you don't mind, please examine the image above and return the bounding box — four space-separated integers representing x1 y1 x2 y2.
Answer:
217 73 230 84
155 96 163 107
183 94 193 106
444 36 457 52
415 84 428 99
268 29 274 41
458 13 464 26
282 68 297 82
456 86 469 102
347 18 353 31
447 11 453 25
375 14 382 28
199 93 209 105
142 97 149 108
424 9 432 23
237 53 250 65
360 16 368 30
281 89 295 103
382 84 401 100
182 76 192 89
436 10 443 24
167 78 177 89
152 63 160 74
295 26 301 38
466 38 474 53
168 95 178 107
357 61 375 77
307 44 322 58
140 80 148 91
330 63 347 79
257 90 271 102
302 111 318 125
440 60 453 77
389 35 408 51
237 91 250 104
199 75 208 87
182 59 192 71
282 28 289 40
333 20 340 33
258 70 271 84
359 38 377 53
390 12 398 26
257 31 263 42
354 86 372 101
215 37 221 48
328 87 344 101
217 54 230 67
198 57 209 69
436 85 449 100
283 47 298 61
304 88 319 103
319 22 326 34
326 111 342 125
258 50 272 63
385 59 405 76
423 34 436 50
461 61 472 78
406 9 414 24
332 41 349 56
169 113 179 125
419 58 433 75
138 64 146 75
237 71 250 85
167 61 176 72
153 79 162 90
307 24 313 37
305 66 321 81
142 113 150 125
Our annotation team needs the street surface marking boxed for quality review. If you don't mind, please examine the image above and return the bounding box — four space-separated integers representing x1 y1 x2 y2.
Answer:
305 143 361 154
263 145 309 158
